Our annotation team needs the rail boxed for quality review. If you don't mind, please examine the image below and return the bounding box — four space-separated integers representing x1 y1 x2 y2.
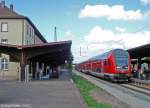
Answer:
74 70 150 95
130 78 150 90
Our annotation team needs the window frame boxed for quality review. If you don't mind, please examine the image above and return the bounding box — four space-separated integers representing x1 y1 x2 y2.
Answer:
30 27 32 37
1 39 8 44
26 24 29 35
1 22 8 32
1 58 9 71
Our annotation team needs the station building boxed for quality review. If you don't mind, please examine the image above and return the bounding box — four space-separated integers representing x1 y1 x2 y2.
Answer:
0 1 71 81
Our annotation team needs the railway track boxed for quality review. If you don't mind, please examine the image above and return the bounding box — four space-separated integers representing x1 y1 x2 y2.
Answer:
120 84 150 96
120 78 150 96
73 70 150 108
74 71 150 95
130 78 150 90
74 71 150 96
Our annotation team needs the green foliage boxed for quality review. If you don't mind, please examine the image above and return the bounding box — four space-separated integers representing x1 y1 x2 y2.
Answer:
72 74 111 108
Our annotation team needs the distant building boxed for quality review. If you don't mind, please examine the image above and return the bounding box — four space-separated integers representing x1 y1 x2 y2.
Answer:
0 1 47 80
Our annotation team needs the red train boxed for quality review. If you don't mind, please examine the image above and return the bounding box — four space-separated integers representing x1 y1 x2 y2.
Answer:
76 49 132 82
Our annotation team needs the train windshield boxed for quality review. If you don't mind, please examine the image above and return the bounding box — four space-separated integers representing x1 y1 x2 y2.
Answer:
114 49 128 70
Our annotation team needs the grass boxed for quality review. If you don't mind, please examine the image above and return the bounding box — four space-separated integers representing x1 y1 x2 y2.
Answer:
72 73 111 108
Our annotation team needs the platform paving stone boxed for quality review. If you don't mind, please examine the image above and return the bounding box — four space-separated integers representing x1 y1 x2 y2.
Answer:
0 71 88 108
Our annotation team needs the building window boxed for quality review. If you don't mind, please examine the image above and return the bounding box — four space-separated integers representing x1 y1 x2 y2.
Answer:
1 39 8 44
1 58 8 70
32 30 34 38
30 28 32 37
1 22 8 32
26 25 29 35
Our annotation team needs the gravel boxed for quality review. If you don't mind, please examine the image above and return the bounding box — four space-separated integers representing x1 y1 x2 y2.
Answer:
91 88 132 108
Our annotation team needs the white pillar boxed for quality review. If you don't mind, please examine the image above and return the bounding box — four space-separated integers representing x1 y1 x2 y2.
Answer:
36 62 39 79
41 63 44 76
25 64 29 82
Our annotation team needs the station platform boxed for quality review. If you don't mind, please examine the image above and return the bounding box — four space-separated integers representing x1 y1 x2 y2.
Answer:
0 70 88 108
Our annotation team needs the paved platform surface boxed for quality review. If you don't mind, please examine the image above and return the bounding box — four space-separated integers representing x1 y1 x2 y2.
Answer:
0 70 88 108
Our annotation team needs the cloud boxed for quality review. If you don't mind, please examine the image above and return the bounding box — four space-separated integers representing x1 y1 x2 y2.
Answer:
124 31 150 48
65 30 74 37
115 27 126 33
84 26 119 43
63 30 75 41
79 5 145 21
74 26 150 63
84 26 150 50
140 0 150 4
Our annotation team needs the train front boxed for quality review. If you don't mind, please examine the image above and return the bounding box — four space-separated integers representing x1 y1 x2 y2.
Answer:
113 49 132 81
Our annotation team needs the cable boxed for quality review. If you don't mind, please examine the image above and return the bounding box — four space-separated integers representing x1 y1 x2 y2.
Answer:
119 23 150 42
83 23 150 58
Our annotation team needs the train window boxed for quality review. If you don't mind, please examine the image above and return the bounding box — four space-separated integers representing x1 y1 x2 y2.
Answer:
104 61 107 65
114 49 128 70
96 68 101 72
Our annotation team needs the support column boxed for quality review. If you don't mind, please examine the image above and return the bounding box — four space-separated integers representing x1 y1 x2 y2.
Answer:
137 58 141 78
137 58 141 70
148 64 150 69
29 61 32 75
42 63 45 75
20 52 27 81
44 64 47 75
32 61 36 79
132 62 137 78
36 61 39 79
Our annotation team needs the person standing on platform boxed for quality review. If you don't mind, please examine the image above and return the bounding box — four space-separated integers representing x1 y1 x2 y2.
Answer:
140 68 144 80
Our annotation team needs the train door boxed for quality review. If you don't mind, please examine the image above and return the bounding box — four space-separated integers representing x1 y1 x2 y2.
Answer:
95 62 99 73
87 63 89 73
96 61 101 73
90 62 92 72
103 60 109 73
101 61 104 73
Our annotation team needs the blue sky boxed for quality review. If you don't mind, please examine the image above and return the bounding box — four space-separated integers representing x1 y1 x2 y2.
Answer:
6 0 150 63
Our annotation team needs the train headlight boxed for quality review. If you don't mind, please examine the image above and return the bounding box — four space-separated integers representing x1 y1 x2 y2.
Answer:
122 65 128 69
117 66 121 69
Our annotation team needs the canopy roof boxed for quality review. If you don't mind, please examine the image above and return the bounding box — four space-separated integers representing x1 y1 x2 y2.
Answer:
0 41 72 65
127 44 150 59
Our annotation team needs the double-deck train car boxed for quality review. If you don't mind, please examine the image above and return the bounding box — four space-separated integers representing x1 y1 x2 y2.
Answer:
76 49 132 82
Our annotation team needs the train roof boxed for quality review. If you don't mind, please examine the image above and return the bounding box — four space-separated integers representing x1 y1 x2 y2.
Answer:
89 49 127 61
89 51 110 61
78 49 127 64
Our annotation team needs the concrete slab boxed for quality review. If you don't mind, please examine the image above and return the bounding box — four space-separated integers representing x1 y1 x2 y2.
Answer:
0 70 88 108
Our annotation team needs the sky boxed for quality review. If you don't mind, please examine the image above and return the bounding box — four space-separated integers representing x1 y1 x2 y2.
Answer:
5 0 150 63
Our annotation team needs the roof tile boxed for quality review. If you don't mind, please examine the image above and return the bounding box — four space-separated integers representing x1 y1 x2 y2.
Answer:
0 3 25 18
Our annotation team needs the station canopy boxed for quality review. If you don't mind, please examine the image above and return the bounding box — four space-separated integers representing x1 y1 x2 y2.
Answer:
0 40 72 65
127 43 150 59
